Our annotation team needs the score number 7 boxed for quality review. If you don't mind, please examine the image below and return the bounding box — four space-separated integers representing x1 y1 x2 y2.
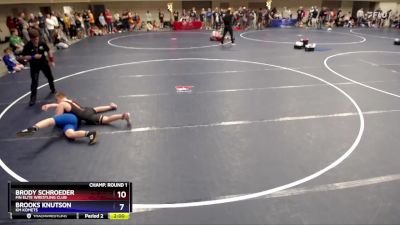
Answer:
117 191 127 211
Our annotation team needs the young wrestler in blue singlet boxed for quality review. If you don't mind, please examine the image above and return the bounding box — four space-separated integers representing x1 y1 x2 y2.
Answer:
16 113 97 145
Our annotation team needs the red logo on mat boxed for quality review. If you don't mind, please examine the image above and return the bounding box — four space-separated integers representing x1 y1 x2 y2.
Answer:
175 85 194 93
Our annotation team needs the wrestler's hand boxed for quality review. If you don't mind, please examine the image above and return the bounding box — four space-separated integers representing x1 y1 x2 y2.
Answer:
41 104 50 111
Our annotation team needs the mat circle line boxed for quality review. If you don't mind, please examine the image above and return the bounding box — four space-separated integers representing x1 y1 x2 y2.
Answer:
324 51 400 98
0 58 364 209
240 29 366 45
108 31 231 50
350 29 399 40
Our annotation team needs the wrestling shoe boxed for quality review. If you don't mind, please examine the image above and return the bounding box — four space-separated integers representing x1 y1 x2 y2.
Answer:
16 127 38 137
122 112 132 127
87 131 97 145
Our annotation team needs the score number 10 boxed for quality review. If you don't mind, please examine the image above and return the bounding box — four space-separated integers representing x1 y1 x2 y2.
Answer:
117 191 127 211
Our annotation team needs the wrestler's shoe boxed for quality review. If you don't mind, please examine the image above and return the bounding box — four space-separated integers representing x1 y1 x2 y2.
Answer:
16 127 37 137
87 131 97 145
122 112 132 127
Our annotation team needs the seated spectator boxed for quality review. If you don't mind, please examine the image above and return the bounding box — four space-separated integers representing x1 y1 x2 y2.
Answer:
2 47 25 73
152 20 160 31
53 28 70 49
210 29 222 41
9 28 24 54
210 28 230 41
90 25 104 36
146 21 154 31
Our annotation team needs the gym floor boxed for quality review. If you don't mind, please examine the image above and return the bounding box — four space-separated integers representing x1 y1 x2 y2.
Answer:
0 27 400 224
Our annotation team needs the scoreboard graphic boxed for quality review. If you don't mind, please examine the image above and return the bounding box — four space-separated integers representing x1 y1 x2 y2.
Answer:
8 182 132 220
